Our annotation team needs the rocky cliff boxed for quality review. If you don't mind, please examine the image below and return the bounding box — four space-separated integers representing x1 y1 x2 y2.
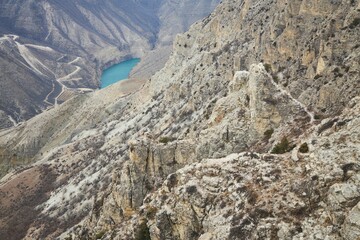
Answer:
0 0 359 239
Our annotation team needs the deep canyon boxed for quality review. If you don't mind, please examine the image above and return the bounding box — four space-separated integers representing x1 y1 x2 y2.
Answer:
0 0 220 129
0 0 359 239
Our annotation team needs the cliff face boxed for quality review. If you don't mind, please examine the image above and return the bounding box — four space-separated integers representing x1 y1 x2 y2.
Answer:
151 0 360 116
135 97 360 240
0 0 359 239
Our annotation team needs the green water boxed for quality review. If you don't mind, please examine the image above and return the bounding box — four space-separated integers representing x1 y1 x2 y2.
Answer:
100 58 140 89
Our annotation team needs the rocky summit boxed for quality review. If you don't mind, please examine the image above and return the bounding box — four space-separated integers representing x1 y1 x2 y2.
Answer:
0 0 359 239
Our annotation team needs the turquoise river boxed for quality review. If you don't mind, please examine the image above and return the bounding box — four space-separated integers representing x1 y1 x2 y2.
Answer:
100 58 140 89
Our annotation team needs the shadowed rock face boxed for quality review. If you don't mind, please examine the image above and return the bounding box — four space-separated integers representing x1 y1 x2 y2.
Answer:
0 0 220 128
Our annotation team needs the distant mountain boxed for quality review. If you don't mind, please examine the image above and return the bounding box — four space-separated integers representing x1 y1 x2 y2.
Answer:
0 0 220 128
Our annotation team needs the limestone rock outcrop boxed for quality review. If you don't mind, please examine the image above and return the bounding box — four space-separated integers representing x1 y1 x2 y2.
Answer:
91 97 360 240
141 101 360 240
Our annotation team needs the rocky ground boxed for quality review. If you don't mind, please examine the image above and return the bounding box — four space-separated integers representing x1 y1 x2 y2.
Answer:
100 96 360 240
0 0 359 239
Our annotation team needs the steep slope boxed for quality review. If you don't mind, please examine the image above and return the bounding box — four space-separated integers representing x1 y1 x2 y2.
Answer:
0 0 220 128
0 0 359 239
117 100 360 239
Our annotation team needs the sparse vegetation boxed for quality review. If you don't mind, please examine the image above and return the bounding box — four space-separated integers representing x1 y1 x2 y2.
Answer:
159 136 174 144
272 74 279 83
271 137 295 154
134 220 151 240
314 74 322 79
167 173 178 190
349 18 360 29
264 129 274 140
186 185 197 194
95 230 106 239
264 63 272 73
333 67 340 73
299 142 309 153
145 206 158 220
341 163 357 181
314 114 322 120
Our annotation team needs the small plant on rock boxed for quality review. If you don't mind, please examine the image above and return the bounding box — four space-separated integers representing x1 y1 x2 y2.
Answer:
349 18 360 29
186 185 197 195
272 75 279 83
264 63 272 73
264 128 274 140
95 230 106 239
299 142 309 153
135 220 151 240
145 206 158 220
159 136 174 144
271 137 295 154
314 114 322 120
